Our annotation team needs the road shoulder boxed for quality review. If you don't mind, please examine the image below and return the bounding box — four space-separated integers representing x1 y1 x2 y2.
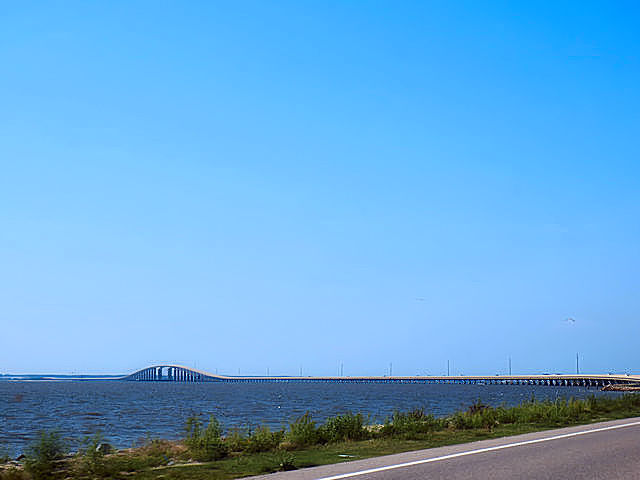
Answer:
247 416 640 480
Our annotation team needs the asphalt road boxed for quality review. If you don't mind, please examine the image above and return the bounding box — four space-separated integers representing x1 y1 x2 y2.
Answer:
250 417 640 480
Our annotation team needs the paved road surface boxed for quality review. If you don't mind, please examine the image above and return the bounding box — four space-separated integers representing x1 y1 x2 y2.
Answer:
250 417 640 479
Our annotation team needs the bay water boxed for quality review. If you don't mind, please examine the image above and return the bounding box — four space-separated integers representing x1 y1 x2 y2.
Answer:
0 381 620 455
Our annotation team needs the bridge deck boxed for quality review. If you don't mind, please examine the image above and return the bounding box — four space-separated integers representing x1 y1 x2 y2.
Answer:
122 365 640 387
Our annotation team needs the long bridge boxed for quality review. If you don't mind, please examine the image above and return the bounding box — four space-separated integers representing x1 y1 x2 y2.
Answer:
123 365 640 388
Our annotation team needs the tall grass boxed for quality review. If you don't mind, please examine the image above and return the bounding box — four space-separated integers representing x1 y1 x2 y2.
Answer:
267 395 640 447
442 394 640 432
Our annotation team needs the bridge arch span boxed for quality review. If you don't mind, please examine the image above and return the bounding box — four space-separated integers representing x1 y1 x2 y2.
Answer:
123 365 224 382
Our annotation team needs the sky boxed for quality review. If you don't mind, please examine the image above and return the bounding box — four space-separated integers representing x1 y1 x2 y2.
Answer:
1 1 639 376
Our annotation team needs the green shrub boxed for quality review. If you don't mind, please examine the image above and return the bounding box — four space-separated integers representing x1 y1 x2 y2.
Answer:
185 415 229 461
76 432 108 475
494 405 517 424
319 413 367 443
246 426 284 453
380 408 444 439
225 429 248 452
447 411 472 430
467 399 490 415
24 431 68 479
466 400 499 429
285 413 319 448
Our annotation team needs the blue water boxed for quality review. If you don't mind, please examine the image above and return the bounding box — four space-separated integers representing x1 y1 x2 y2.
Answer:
0 381 621 455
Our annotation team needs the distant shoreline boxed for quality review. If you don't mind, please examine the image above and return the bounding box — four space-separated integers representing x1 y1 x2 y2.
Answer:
0 375 124 381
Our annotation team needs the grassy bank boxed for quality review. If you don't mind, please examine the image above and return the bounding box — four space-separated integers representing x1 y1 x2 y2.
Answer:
2 393 640 480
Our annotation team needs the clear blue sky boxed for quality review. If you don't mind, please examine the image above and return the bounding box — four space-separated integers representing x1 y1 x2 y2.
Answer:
1 2 638 376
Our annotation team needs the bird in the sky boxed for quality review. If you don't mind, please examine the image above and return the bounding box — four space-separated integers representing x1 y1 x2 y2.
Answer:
565 317 576 323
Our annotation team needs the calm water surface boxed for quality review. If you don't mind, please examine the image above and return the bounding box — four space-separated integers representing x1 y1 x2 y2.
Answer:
0 381 620 454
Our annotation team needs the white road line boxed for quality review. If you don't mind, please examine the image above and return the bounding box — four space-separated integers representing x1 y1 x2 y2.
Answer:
318 420 640 480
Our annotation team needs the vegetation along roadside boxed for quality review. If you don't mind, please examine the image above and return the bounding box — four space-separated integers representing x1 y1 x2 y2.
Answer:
2 394 640 480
